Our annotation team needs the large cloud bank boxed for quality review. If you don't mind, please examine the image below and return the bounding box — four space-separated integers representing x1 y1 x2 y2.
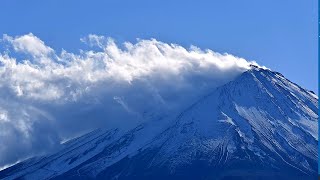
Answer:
0 33 258 168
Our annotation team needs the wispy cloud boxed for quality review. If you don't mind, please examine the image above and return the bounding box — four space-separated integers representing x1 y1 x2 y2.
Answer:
0 33 259 168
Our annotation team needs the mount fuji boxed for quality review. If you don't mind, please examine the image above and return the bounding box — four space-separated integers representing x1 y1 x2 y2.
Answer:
0 65 318 180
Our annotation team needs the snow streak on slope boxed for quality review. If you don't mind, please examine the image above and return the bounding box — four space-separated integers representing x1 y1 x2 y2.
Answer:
0 66 317 180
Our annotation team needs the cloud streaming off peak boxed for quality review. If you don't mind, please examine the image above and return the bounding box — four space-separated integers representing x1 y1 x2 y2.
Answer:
0 33 259 168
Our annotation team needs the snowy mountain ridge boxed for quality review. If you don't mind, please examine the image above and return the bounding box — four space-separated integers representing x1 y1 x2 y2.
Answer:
0 66 318 180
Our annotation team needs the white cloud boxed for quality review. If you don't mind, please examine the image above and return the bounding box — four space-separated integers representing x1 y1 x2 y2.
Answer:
0 34 260 168
3 33 54 58
80 34 110 49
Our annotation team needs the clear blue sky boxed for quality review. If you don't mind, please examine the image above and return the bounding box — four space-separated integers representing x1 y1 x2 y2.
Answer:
0 0 318 93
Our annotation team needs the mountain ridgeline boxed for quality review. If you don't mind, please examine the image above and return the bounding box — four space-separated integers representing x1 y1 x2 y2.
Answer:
0 66 318 180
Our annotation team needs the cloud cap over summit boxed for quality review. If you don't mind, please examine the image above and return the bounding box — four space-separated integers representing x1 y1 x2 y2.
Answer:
0 34 259 168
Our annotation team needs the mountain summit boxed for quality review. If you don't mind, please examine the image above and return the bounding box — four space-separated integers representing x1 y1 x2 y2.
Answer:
0 67 318 180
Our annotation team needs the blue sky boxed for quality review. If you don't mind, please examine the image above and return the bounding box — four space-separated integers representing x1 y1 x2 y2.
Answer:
0 0 318 92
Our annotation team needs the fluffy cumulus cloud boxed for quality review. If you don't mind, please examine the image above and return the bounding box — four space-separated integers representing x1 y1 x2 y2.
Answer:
2 33 54 57
0 33 259 168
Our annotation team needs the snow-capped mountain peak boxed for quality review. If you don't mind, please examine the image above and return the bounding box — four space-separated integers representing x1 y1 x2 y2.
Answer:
0 67 317 180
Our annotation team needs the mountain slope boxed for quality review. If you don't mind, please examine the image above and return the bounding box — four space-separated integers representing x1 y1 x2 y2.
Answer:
0 66 318 180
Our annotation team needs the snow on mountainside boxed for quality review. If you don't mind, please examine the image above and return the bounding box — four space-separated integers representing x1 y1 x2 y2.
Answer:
0 66 318 180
